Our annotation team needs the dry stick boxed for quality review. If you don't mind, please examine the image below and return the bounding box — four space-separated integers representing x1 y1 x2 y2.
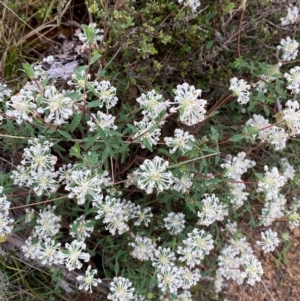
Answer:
9 195 68 210
192 94 233 135
260 280 276 301
0 0 59 47
237 1 246 58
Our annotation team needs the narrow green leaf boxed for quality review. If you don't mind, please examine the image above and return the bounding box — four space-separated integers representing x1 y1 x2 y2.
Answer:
114 260 119 274
84 134 98 150
70 113 83 132
102 146 111 161
91 53 101 64
229 134 244 142
58 130 73 139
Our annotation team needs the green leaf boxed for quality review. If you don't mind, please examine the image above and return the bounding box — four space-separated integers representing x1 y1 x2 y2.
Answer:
114 260 119 274
96 125 109 144
229 135 245 142
22 62 35 79
58 130 73 139
143 138 153 152
206 40 214 50
69 142 81 158
102 146 111 161
210 127 218 142
90 53 101 64
87 101 103 108
84 134 99 150
114 144 129 154
70 113 83 132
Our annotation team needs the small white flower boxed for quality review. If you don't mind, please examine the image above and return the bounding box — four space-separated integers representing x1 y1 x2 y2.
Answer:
164 212 186 235
6 89 37 124
134 156 173 194
284 66 300 94
282 100 300 135
229 77 251 104
36 238 64 265
91 80 118 109
257 166 286 201
136 90 169 119
76 265 102 293
277 36 299 62
42 85 74 125
257 229 280 253
133 206 153 227
129 235 155 261
33 205 61 239
178 0 201 12
21 138 57 173
0 212 14 237
221 151 256 180
156 266 183 294
173 83 207 126
62 240 90 271
197 194 228 226
281 6 299 26
0 82 12 101
267 126 288 151
179 267 201 289
172 173 194 193
66 169 110 205
69 216 94 241
87 111 117 133
108 277 135 301
243 255 263 285
151 247 176 270
132 118 162 149
164 129 195 154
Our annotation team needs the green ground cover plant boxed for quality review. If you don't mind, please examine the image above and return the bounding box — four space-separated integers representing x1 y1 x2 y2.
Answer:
1 0 300 300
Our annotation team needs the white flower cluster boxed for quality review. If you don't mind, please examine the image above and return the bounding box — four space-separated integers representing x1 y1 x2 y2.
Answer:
284 66 300 94
129 235 156 261
282 100 300 135
173 83 207 126
93 195 153 235
127 228 212 297
11 139 58 196
76 265 102 293
21 205 91 274
253 63 281 93
65 168 111 205
216 235 263 290
229 77 251 104
178 0 201 12
163 212 186 235
0 82 12 101
132 156 173 194
164 128 195 154
108 277 135 301
0 187 14 237
258 162 294 226
133 90 169 148
257 229 280 254
132 83 207 149
277 36 299 62
281 6 299 26
197 194 228 226
285 198 300 230
246 114 288 151
221 152 255 208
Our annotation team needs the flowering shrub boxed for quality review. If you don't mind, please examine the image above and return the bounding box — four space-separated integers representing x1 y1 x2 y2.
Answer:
1 1 300 300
